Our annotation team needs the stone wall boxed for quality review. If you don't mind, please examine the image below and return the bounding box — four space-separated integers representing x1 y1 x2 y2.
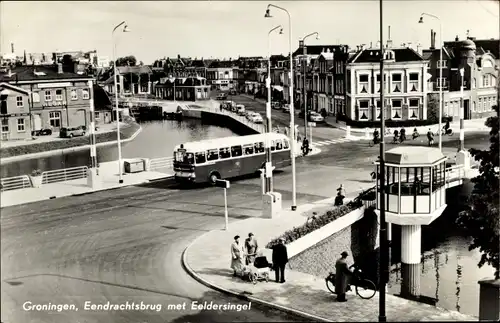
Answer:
289 207 379 279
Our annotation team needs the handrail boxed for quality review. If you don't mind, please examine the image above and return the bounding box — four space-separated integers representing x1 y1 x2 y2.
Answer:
41 166 88 184
0 175 31 192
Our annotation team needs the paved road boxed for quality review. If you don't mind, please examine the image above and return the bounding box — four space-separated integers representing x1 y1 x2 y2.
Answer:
1 125 489 323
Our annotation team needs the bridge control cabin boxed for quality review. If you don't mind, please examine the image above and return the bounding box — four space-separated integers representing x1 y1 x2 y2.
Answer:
373 146 448 226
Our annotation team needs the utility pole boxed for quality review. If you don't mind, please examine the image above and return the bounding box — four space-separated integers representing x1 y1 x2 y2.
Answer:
378 0 388 321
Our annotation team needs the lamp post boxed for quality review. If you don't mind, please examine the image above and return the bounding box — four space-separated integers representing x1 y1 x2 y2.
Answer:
112 21 130 184
265 3 297 211
266 25 284 193
419 13 443 151
301 32 319 140
379 0 388 321
459 67 465 151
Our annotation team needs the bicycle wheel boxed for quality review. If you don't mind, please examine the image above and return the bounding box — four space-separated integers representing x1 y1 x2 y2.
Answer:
325 278 336 294
356 279 376 299
369 140 374 147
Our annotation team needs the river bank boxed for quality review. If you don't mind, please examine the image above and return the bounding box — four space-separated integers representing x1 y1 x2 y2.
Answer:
0 117 141 165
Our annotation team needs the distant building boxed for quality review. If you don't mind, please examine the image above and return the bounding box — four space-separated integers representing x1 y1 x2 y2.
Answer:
0 82 32 140
207 60 236 90
102 65 153 95
154 76 210 101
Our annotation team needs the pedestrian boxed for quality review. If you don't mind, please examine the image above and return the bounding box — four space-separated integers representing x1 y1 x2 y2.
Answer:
335 251 353 302
272 237 288 283
337 184 346 198
245 233 258 265
219 104 223 112
334 191 344 206
230 235 244 276
284 127 288 136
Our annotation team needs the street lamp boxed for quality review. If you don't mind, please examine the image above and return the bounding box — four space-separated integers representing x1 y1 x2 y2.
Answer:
266 25 283 193
265 3 298 211
112 21 131 184
419 13 443 151
301 32 319 140
459 67 465 151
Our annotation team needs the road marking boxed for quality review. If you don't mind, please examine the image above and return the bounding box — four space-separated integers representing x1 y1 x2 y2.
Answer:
310 137 359 147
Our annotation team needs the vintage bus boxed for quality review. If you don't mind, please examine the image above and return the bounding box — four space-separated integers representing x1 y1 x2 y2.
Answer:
173 133 291 184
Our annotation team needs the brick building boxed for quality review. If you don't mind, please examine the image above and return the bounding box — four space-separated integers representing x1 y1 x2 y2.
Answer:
154 76 210 101
0 82 32 140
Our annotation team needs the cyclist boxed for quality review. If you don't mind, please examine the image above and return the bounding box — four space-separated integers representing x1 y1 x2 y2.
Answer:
393 129 399 143
373 129 380 144
301 137 310 156
427 128 434 146
443 119 451 135
412 127 419 140
400 128 406 143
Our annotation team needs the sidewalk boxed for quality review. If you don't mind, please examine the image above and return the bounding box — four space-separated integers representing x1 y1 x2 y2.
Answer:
0 159 173 208
183 193 476 321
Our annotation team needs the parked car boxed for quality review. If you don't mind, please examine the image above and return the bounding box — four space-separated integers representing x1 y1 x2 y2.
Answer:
229 89 238 95
271 102 282 110
248 112 263 124
60 126 86 138
216 93 228 100
245 110 254 119
282 104 290 113
32 128 53 136
309 111 324 122
236 104 246 115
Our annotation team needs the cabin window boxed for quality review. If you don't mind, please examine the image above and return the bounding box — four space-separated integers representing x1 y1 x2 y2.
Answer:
243 144 254 155
283 139 289 149
184 153 194 164
231 145 243 157
195 152 206 164
275 139 283 150
207 149 219 161
254 142 265 153
219 147 231 159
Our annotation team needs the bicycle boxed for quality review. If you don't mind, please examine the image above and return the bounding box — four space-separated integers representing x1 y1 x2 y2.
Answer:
435 128 454 136
391 136 400 144
325 265 376 300
368 138 380 147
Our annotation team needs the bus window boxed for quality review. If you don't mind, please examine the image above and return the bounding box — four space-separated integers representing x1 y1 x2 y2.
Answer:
254 142 264 153
271 140 276 151
184 153 195 164
207 149 219 161
231 145 243 157
219 147 231 159
243 144 254 155
283 139 289 149
275 139 283 150
195 152 206 164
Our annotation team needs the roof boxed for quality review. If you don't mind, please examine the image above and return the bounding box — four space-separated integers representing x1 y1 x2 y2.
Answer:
0 82 30 95
292 45 348 57
174 133 290 152
319 52 334 60
0 65 92 83
116 65 152 75
208 60 235 68
380 147 446 166
421 48 452 60
349 48 425 64
473 39 500 59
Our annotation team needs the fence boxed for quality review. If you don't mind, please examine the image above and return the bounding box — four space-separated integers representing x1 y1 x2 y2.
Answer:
0 175 31 192
149 157 173 172
41 166 88 184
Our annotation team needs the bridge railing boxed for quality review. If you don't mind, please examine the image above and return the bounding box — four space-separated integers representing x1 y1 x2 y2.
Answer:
149 157 173 172
42 166 88 184
0 175 32 192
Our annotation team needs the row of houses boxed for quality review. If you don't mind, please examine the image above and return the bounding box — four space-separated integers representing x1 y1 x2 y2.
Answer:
0 64 114 141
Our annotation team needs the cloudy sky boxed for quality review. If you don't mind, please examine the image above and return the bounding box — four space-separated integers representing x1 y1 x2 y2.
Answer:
1 1 498 64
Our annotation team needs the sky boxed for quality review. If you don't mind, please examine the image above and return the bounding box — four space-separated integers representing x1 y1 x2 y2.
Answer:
1 0 499 64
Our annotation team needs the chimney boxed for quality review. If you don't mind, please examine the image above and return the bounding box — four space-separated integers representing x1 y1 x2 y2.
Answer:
430 29 435 49
11 43 14 54
57 63 63 74
370 41 373 48
416 43 422 55
455 35 459 41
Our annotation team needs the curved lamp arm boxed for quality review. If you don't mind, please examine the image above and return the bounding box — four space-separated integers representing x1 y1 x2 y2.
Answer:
112 21 126 36
302 32 319 41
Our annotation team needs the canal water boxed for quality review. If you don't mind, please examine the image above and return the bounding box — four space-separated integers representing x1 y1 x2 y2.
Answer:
0 119 236 178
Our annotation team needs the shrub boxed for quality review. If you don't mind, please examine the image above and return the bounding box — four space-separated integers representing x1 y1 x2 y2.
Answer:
31 169 42 176
265 187 376 249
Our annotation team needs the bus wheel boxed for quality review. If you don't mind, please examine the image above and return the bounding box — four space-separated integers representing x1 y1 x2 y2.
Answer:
209 172 220 185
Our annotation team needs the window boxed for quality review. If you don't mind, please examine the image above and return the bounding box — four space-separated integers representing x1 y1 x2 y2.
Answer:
55 89 63 101
71 90 78 100
49 111 61 127
243 144 254 155
391 73 402 93
437 60 447 68
195 152 206 164
409 73 419 92
17 118 25 132
231 145 242 157
375 100 381 120
0 100 6 114
1 119 8 133
44 90 52 101
476 98 481 112
16 96 23 107
409 99 419 119
32 92 40 103
219 147 231 159
437 77 447 89
444 102 449 116
207 149 218 161
358 100 369 120
483 99 487 112
472 78 476 88
95 111 100 120
82 89 90 100
473 101 476 113
254 142 264 153
359 74 369 94
376 74 386 93
391 99 402 119
483 75 490 87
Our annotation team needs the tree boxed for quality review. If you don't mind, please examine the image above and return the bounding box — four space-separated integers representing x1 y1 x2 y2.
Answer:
427 93 439 123
115 56 137 67
456 105 499 279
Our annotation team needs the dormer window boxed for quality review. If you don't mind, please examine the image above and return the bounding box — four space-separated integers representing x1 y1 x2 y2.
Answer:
384 50 395 60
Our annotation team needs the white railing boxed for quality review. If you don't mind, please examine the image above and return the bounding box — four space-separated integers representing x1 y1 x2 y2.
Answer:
0 175 31 192
41 166 88 184
417 164 464 185
150 157 173 172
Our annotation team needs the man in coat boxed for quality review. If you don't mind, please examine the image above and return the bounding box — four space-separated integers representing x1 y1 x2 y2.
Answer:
335 251 353 302
272 237 288 283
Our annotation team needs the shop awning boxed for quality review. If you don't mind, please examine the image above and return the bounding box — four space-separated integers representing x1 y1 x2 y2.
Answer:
272 85 284 92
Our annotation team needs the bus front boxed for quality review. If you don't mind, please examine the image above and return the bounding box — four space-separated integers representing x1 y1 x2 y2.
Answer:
173 145 196 182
